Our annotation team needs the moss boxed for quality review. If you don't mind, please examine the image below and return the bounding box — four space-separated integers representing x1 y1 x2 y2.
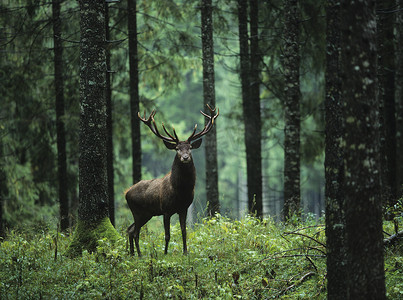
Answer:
64 217 122 258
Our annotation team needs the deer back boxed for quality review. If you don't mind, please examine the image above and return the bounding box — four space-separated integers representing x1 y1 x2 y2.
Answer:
125 177 167 215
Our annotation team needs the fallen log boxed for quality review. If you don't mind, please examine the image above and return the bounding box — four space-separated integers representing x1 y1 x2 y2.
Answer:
384 230 403 246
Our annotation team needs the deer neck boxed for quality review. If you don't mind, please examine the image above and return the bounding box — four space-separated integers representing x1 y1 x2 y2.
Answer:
170 155 196 190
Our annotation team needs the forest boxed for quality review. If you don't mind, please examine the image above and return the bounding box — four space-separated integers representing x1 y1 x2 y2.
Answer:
0 0 402 299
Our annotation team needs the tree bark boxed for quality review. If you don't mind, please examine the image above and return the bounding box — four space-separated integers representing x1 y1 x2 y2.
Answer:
66 0 120 257
238 0 262 217
52 0 69 231
340 0 386 297
201 0 220 216
397 0 403 198
324 1 347 298
378 0 397 208
0 145 6 238
128 0 142 185
283 0 300 221
105 2 115 227
249 0 262 218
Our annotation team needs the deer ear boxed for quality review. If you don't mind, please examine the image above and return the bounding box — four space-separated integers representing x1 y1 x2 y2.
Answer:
163 140 177 150
190 139 202 149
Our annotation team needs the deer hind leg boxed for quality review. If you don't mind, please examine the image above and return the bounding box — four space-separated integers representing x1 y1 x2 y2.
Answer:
163 214 172 254
127 223 136 256
179 211 188 255
129 215 152 257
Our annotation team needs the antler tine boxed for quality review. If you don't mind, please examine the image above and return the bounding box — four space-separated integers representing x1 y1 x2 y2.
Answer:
138 110 179 144
200 107 219 124
186 124 198 141
200 110 210 118
187 105 219 142
206 103 216 112
190 124 198 136
162 122 179 143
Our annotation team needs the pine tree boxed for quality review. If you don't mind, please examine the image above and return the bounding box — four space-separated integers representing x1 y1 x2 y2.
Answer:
324 0 347 298
238 0 263 217
65 0 120 257
201 0 220 216
396 0 403 197
283 0 301 220
52 0 69 231
128 0 142 185
378 0 397 208
105 2 115 227
341 0 386 297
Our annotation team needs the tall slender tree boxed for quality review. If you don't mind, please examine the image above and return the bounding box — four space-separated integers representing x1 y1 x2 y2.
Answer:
340 0 386 297
52 0 69 231
396 0 403 197
238 0 262 217
0 18 5 237
0 145 6 238
248 0 262 218
201 0 219 216
66 0 120 257
283 0 301 220
105 2 115 227
324 0 347 298
128 0 142 185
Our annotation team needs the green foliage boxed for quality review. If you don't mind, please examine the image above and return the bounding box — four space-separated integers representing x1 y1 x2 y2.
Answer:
383 214 403 299
1 216 401 299
385 249 403 298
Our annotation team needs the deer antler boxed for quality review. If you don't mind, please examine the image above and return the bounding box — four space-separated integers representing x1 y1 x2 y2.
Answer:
187 104 219 142
138 110 179 144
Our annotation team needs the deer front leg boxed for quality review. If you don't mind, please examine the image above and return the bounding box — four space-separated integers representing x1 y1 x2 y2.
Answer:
179 211 188 255
163 214 171 254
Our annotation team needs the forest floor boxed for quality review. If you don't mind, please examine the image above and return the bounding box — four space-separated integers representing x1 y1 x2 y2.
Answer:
0 215 402 299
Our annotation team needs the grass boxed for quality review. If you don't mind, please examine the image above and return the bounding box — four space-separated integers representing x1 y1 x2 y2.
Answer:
0 214 402 299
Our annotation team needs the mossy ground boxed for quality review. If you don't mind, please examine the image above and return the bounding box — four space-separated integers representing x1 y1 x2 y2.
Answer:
64 217 122 257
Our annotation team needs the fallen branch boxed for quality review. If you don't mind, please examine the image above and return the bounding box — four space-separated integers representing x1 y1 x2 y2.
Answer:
280 272 316 296
283 231 326 248
384 230 403 246
285 224 325 233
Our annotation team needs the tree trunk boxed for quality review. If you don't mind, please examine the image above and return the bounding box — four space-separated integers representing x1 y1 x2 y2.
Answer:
249 0 262 218
324 1 347 298
201 0 220 216
52 0 69 231
66 0 120 257
340 0 386 298
128 0 142 185
238 0 262 217
283 0 300 221
0 145 6 238
397 0 403 198
105 2 115 227
378 0 397 208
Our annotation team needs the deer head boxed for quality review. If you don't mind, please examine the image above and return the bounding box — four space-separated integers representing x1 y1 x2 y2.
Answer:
138 104 219 164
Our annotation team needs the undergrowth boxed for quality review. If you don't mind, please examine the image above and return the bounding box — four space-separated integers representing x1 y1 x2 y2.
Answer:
0 215 401 299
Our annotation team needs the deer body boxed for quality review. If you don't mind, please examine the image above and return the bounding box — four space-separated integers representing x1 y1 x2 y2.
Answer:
126 107 218 256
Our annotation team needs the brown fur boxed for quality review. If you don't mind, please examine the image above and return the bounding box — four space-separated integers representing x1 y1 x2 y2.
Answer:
126 141 200 256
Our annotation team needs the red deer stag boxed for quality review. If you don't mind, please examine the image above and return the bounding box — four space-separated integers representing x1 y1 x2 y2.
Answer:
126 105 219 256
